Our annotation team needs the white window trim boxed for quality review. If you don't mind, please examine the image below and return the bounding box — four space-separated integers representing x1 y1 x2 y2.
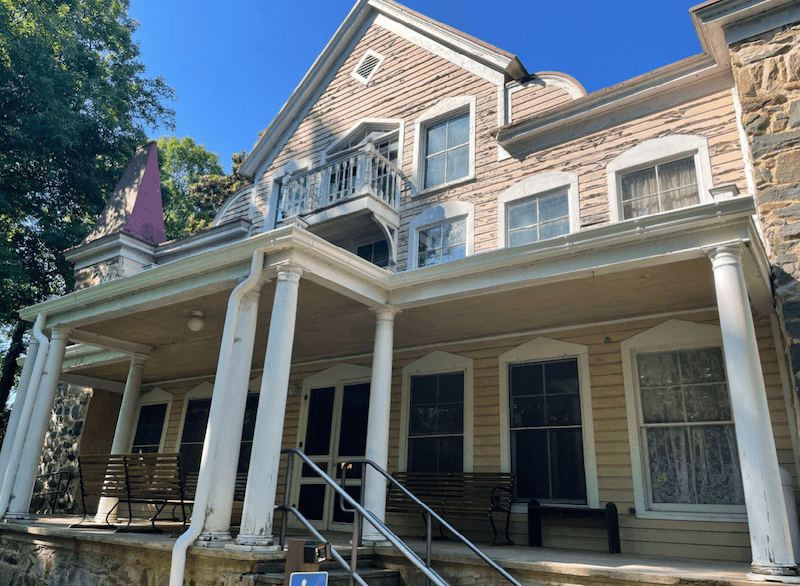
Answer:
399 351 474 472
351 49 385 85
267 158 313 230
129 387 173 453
173 380 213 453
322 118 405 165
497 172 580 248
498 337 599 510
408 201 475 270
606 135 715 223
621 319 746 522
411 96 476 196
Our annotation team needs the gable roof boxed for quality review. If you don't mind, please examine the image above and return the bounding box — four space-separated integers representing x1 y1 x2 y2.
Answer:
238 0 528 179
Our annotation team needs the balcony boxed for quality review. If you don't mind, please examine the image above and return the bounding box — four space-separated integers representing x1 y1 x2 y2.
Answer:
276 141 403 262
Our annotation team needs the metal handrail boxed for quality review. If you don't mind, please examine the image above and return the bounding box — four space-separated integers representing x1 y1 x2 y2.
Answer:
341 458 523 586
279 448 449 586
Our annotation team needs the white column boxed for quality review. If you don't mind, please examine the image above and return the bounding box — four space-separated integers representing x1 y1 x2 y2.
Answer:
6 326 70 519
93 352 149 523
708 245 799 577
0 338 40 485
236 265 302 547
362 305 398 544
200 288 261 540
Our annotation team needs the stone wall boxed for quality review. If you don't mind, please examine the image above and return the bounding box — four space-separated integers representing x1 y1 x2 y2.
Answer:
30 384 92 514
731 22 800 390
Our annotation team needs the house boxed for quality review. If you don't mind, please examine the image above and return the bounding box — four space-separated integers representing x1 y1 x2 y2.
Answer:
2 0 800 584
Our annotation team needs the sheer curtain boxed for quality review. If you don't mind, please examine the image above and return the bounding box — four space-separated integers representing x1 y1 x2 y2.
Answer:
621 156 699 219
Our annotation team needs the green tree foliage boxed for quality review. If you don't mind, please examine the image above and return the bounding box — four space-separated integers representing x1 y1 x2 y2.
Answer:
158 137 250 239
0 0 175 410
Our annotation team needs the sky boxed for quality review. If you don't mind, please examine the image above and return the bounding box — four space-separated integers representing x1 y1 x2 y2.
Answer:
128 0 704 173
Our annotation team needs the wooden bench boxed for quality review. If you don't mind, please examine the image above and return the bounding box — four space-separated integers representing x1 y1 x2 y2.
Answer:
73 453 188 532
386 471 514 545
527 499 621 553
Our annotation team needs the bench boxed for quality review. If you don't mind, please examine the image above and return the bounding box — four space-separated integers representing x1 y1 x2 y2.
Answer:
72 453 188 532
527 499 621 553
386 471 514 545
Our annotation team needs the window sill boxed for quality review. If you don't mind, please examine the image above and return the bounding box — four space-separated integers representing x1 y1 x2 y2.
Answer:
633 509 747 523
412 174 476 198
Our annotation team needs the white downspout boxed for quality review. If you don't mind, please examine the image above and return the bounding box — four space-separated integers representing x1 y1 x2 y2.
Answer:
0 314 49 518
169 250 265 586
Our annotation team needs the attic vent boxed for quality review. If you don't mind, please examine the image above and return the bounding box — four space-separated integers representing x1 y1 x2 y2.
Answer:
352 50 384 85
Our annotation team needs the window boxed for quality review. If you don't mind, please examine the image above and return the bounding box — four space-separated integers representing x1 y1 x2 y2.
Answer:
635 347 743 508
357 240 389 267
509 359 585 502
408 373 464 472
497 172 579 248
499 338 598 507
607 135 714 223
619 157 699 219
621 320 745 520
408 201 474 269
417 218 466 268
424 114 469 189
131 404 168 454
400 351 474 472
412 96 476 194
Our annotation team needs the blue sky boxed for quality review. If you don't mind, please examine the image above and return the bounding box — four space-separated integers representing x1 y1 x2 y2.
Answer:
128 0 703 173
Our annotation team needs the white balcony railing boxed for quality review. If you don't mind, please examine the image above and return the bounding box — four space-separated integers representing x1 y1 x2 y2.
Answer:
278 141 402 221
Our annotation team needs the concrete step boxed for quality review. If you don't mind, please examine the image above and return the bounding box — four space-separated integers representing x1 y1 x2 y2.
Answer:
249 567 403 585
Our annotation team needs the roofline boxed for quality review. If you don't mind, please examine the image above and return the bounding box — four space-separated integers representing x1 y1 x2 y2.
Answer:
238 0 526 179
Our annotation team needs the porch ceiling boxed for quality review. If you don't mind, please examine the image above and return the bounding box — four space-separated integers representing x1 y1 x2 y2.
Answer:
68 256 717 386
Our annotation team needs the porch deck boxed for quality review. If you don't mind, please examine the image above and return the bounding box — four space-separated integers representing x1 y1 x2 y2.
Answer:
0 515 755 586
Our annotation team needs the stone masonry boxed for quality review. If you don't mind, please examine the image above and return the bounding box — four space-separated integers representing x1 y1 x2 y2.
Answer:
731 22 800 393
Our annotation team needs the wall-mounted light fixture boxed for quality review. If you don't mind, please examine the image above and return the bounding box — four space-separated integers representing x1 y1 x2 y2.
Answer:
187 310 205 332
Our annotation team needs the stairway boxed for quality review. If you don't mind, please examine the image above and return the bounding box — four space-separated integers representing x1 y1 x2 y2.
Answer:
243 556 403 586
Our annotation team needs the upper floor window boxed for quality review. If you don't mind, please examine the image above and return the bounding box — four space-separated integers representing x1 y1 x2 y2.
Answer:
412 96 476 195
498 172 579 248
408 201 474 269
607 135 714 223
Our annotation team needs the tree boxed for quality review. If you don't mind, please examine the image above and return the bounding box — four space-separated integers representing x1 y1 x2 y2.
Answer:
158 138 250 239
0 0 176 411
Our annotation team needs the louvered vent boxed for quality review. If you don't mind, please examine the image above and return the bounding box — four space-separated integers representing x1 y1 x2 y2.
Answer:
352 50 384 85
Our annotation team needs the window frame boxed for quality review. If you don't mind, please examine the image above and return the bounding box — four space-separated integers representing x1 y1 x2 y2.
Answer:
498 172 580 248
408 201 475 270
621 319 746 522
412 96 476 195
129 387 172 454
400 351 474 472
606 135 714 223
498 338 599 510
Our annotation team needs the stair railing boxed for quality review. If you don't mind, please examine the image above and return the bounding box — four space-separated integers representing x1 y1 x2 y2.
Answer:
279 448 450 586
342 458 523 586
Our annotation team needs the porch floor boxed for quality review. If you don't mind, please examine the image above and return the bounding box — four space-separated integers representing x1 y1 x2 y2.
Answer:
0 515 759 586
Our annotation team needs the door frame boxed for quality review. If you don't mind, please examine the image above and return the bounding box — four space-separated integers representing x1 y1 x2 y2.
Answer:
292 363 372 530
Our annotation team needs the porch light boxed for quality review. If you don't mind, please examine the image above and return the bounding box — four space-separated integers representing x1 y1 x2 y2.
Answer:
187 311 205 332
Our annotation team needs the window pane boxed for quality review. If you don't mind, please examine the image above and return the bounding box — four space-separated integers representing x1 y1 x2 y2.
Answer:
512 429 549 500
511 395 545 428
546 394 581 426
427 121 447 155
241 394 259 441
411 374 437 405
338 383 370 457
549 428 586 501
438 436 464 472
132 403 167 451
446 146 469 182
637 351 680 386
441 244 466 263
408 437 438 472
425 153 446 189
623 195 659 219
684 383 731 422
539 218 569 241
509 227 539 247
539 192 569 222
509 199 538 230
418 225 441 254
690 425 744 505
305 387 335 455
443 218 466 247
332 484 361 524
641 386 684 424
510 363 544 398
678 347 726 384
447 114 469 147
658 157 696 191
438 373 464 403
647 426 692 504
436 403 463 434
408 372 464 472
298 484 326 520
181 398 211 443
545 360 579 395
621 167 657 201
409 405 437 436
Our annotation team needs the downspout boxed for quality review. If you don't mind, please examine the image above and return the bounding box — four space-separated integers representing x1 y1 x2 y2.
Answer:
0 314 50 518
169 250 266 586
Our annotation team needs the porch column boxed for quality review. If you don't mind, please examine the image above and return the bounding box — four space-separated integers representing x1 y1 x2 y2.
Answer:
362 305 398 544
708 244 799 577
236 265 302 547
6 326 70 519
93 352 149 524
0 338 40 485
200 287 262 541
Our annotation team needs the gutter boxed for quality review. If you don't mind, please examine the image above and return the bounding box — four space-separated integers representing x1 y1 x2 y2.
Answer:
169 249 266 586
0 315 49 518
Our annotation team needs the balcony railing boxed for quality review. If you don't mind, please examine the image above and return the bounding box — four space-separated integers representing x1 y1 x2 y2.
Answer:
279 142 402 221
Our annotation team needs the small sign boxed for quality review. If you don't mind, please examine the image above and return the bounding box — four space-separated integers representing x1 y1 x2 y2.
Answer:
289 571 328 586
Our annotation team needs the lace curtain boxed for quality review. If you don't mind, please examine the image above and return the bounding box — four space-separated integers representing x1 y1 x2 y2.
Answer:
621 156 700 219
636 347 744 506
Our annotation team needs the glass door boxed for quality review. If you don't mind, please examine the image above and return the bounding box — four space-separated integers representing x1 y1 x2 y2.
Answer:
296 382 370 530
